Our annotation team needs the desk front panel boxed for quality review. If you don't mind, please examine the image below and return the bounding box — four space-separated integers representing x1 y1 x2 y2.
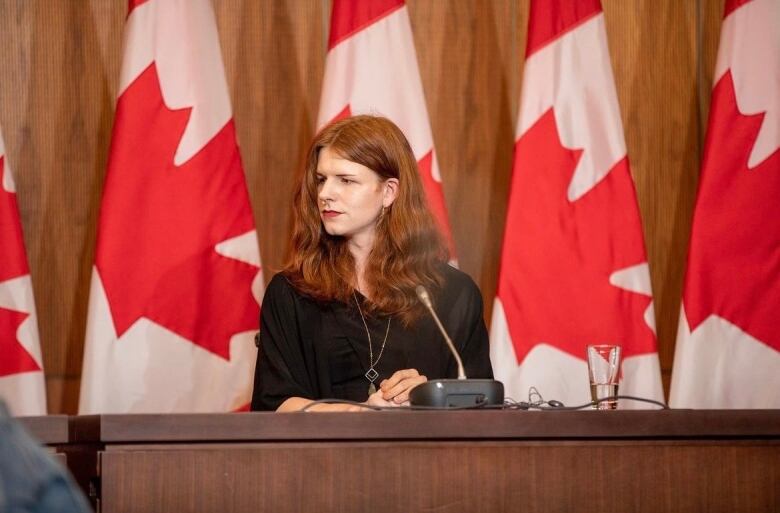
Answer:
97 440 779 513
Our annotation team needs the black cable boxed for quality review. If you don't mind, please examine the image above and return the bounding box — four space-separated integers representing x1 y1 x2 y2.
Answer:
507 395 669 411
297 395 667 412
515 386 669 410
299 399 380 412
602 395 669 410
300 398 492 412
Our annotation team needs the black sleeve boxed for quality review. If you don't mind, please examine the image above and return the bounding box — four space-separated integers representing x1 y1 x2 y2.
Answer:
251 274 316 411
441 267 494 379
458 279 494 379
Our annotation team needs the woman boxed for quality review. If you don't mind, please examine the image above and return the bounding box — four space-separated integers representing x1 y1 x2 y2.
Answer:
251 115 492 412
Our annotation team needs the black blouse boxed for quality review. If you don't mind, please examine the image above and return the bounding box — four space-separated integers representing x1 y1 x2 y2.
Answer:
250 264 493 411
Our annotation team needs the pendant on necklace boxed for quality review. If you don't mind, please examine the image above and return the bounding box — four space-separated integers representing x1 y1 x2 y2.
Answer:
365 368 379 396
365 367 379 382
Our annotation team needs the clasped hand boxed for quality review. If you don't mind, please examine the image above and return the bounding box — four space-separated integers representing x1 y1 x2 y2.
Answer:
284 369 427 411
365 368 427 407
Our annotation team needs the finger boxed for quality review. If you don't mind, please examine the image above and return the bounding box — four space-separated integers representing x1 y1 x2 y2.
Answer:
393 376 428 406
334 403 365 412
366 390 396 408
380 369 420 392
380 369 419 391
384 375 427 401
311 403 366 412
392 376 427 403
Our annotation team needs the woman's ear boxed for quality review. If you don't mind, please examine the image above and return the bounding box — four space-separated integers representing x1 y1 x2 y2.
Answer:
383 178 399 207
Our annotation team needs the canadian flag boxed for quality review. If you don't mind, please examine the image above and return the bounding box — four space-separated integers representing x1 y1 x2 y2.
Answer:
490 0 664 407
0 126 46 416
79 0 263 413
670 0 779 408
317 0 456 258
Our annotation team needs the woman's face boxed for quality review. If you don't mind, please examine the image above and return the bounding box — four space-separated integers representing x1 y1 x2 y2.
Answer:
316 146 397 242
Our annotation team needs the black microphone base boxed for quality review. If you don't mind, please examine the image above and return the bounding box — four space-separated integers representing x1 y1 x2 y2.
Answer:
409 379 504 408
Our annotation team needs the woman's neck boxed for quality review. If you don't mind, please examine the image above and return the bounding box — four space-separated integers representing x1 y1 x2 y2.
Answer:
348 232 375 296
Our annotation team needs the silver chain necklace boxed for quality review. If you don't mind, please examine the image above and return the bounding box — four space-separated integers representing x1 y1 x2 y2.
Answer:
353 291 391 395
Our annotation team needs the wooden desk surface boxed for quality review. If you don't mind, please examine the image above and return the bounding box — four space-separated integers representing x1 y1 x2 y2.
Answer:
63 410 780 513
68 409 780 443
17 414 69 445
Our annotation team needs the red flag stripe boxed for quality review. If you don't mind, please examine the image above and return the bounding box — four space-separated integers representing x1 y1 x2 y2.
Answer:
128 0 149 14
0 159 30 281
724 0 754 17
328 0 405 50
526 0 602 57
0 308 39 376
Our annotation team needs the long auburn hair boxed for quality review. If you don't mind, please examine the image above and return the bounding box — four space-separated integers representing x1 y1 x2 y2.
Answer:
283 115 448 324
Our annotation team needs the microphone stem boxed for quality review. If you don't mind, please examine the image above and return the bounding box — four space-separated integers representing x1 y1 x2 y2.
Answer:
423 303 467 380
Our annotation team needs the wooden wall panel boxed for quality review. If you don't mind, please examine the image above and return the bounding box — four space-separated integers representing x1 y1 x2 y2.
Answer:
0 0 722 413
604 0 700 391
0 1 125 413
215 0 327 278
408 0 523 315
215 0 327 279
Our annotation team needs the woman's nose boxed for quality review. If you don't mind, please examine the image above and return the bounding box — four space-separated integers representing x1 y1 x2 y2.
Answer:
318 178 334 203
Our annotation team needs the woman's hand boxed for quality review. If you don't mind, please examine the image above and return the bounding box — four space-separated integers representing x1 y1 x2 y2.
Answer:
276 370 428 412
365 389 398 407
307 402 367 412
277 397 367 412
379 369 427 405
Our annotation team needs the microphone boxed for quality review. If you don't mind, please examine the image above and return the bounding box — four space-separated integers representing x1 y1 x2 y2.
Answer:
410 285 504 408
415 286 466 380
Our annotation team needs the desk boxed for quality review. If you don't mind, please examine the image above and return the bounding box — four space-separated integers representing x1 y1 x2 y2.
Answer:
69 410 779 513
17 414 70 466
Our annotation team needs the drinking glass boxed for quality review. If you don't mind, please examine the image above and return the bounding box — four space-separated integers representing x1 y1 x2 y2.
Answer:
586 345 621 410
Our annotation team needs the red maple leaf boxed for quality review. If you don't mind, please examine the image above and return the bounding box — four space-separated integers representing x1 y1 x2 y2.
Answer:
0 158 40 376
683 70 780 351
0 307 39 377
327 105 353 125
95 63 259 360
497 109 655 364
0 157 29 281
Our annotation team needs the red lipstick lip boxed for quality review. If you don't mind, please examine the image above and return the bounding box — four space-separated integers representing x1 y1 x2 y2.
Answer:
321 210 342 218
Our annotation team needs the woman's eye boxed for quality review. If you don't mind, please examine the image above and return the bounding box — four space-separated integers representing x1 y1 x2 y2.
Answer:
341 178 354 184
